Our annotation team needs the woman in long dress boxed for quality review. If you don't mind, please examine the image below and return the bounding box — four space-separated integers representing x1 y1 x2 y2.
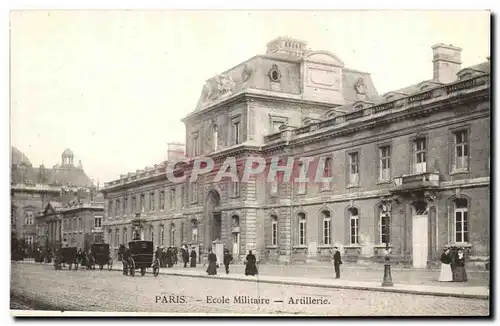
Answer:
244 250 258 276
438 246 453 282
453 248 468 282
206 249 217 275
190 248 197 267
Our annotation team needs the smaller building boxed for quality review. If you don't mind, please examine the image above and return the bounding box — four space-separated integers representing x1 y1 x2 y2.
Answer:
37 196 104 251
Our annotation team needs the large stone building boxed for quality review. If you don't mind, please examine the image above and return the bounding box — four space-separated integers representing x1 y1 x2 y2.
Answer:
102 37 490 268
11 148 102 252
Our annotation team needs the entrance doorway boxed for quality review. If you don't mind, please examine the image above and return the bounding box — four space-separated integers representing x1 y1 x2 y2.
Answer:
205 190 221 249
412 201 428 268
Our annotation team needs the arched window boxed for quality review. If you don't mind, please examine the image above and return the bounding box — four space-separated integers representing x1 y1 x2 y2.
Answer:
271 215 278 246
191 220 198 242
454 198 469 243
321 210 332 245
298 213 306 246
349 208 359 245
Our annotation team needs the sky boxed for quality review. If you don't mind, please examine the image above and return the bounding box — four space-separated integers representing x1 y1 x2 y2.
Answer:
10 10 490 185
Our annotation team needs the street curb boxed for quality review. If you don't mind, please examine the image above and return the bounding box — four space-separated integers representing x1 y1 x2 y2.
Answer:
13 261 488 300
160 271 490 300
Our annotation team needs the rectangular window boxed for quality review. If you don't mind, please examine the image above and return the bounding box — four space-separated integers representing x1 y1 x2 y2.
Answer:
321 157 333 190
108 201 113 217
150 192 155 212
160 191 165 211
299 217 306 246
323 219 331 245
116 199 120 216
140 194 145 213
171 188 176 209
271 218 278 246
232 181 240 197
350 215 359 245
233 121 240 145
131 196 136 213
192 134 199 157
123 229 128 245
115 230 120 246
455 201 469 243
453 130 469 171
123 197 128 215
379 146 391 181
190 183 198 203
414 138 427 173
94 217 102 228
297 163 307 194
213 125 218 151
348 152 360 185
160 226 164 246
380 214 390 244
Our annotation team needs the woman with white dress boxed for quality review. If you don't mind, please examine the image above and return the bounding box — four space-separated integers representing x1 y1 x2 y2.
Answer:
438 245 453 282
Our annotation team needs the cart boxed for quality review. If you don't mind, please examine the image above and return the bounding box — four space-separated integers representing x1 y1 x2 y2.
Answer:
91 243 113 271
54 247 78 270
126 240 159 277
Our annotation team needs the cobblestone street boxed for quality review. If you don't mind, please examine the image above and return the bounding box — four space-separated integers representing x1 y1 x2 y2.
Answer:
11 262 489 316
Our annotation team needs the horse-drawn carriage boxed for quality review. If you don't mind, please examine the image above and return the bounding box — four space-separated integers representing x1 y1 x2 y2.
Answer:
54 247 79 270
91 243 113 271
120 240 160 277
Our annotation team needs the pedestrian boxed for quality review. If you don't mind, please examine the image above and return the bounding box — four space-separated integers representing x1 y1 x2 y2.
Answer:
438 245 453 282
166 247 173 268
172 247 178 265
182 246 189 268
244 250 258 276
453 247 468 282
206 248 218 275
190 247 197 267
223 249 233 274
450 245 458 279
333 246 342 279
155 246 162 265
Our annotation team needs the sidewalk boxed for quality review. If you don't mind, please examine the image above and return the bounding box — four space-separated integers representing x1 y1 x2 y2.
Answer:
14 260 489 300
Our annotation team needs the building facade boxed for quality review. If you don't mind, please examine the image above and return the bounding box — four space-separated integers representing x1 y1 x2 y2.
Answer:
11 148 101 252
102 37 490 268
37 200 104 251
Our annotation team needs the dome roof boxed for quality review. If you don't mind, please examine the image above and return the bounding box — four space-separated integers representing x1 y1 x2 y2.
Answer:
62 148 74 156
11 146 32 167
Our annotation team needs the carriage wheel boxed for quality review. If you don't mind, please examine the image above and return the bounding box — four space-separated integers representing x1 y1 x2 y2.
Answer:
99 264 104 270
108 258 113 271
129 258 135 277
153 258 160 277
140 268 146 276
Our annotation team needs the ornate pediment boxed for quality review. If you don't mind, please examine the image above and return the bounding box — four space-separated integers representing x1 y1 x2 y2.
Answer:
196 74 236 109
303 50 345 67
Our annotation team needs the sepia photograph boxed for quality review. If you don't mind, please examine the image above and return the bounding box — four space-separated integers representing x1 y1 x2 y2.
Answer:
9 9 491 317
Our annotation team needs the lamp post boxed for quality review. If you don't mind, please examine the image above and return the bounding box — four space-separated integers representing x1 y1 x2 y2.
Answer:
381 203 394 287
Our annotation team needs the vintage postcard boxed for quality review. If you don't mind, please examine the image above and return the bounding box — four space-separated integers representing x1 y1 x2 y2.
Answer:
9 9 491 317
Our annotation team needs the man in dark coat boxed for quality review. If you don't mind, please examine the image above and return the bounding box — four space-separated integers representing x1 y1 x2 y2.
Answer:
182 246 190 268
244 250 258 276
333 246 342 279
166 247 173 268
223 249 233 274
172 247 178 265
206 249 217 275
155 246 162 265
190 247 197 267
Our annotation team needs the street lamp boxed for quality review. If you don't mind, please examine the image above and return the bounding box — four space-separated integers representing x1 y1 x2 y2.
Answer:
381 203 393 287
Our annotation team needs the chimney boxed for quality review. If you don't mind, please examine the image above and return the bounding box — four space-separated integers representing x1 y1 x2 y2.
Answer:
432 43 462 84
167 142 186 162
266 36 307 58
